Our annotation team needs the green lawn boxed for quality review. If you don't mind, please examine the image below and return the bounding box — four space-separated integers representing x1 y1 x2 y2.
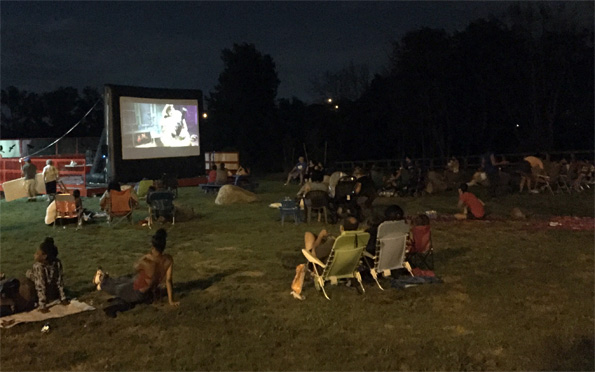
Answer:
1 177 593 371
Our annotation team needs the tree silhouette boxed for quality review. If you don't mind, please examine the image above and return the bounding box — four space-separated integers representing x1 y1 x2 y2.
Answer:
206 43 281 171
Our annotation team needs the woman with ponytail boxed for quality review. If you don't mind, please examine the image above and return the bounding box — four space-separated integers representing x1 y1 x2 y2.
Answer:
93 228 179 313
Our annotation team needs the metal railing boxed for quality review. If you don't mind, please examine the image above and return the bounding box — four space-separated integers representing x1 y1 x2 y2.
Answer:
333 150 595 173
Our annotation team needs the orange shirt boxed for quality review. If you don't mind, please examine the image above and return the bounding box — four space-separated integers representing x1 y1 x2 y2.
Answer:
459 192 485 218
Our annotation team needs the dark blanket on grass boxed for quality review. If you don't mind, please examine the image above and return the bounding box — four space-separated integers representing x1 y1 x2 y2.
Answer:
391 275 443 289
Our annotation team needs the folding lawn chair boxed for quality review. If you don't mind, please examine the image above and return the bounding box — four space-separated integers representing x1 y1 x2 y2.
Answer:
407 224 434 270
363 221 410 290
302 231 370 300
54 193 80 229
147 190 176 228
107 189 133 227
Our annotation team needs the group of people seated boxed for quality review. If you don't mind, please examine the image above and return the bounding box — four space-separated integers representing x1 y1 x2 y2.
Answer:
207 162 253 190
302 204 433 277
0 229 179 318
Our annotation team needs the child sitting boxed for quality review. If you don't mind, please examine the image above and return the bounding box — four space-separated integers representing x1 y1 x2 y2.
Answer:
455 183 485 220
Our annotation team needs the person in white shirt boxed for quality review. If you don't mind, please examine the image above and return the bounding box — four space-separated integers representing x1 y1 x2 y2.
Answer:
42 159 59 200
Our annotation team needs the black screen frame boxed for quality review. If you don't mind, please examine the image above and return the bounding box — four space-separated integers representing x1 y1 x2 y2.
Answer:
105 84 203 183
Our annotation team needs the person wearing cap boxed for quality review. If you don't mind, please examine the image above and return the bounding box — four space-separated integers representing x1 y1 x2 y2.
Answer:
21 157 37 202
42 159 60 201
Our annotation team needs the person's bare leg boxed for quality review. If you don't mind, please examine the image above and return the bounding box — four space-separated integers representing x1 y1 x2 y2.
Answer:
304 232 316 252
519 177 526 193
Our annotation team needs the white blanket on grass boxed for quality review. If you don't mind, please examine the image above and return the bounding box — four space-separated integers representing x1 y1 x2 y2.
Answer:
0 299 95 329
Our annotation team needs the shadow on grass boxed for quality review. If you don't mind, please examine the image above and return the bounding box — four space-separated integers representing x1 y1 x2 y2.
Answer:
545 335 594 371
174 271 235 294
436 247 471 264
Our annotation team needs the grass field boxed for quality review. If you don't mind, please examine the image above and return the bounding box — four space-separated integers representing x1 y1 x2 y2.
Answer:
1 177 593 371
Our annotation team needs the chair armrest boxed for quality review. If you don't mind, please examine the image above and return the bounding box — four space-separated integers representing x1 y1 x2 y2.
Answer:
363 251 375 259
302 249 326 268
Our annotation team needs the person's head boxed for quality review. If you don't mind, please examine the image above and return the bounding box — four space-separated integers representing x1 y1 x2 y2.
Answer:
458 183 468 194
73 189 80 198
341 216 359 232
298 156 305 163
46 159 53 166
107 181 121 192
151 228 167 254
353 167 365 178
35 237 58 263
24 157 31 163
311 170 324 183
220 163 225 170
384 205 404 221
212 164 218 171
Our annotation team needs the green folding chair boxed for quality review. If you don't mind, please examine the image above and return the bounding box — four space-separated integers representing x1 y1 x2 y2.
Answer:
302 231 370 300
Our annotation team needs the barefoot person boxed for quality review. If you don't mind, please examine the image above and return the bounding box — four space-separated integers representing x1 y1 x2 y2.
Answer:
93 229 179 308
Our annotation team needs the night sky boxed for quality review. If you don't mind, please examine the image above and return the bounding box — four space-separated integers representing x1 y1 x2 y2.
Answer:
2 1 512 102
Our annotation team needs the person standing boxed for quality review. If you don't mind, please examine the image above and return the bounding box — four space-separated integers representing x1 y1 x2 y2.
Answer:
42 159 60 201
21 157 37 202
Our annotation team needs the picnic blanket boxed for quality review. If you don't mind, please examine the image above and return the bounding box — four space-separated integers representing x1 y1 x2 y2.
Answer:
0 300 95 328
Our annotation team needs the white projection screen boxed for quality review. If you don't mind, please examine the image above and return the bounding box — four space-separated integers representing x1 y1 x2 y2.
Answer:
119 96 200 160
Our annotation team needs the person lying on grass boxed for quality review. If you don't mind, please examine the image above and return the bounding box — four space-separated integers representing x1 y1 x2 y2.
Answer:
24 237 68 312
455 183 485 220
93 228 179 307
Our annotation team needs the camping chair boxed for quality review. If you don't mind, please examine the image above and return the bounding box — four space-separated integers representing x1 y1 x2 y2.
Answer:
107 189 133 227
304 190 329 224
147 191 176 228
54 193 80 229
407 224 434 270
363 221 411 290
279 198 301 226
302 231 370 300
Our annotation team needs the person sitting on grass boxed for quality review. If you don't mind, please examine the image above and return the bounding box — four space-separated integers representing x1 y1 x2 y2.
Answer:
24 237 68 312
93 228 179 315
303 216 360 263
455 183 485 220
208 164 218 184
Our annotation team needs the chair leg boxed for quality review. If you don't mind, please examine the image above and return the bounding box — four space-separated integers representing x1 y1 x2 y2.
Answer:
307 207 311 224
319 278 330 300
355 272 365 293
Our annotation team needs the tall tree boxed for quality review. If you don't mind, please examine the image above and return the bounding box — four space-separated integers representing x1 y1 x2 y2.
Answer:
206 43 280 171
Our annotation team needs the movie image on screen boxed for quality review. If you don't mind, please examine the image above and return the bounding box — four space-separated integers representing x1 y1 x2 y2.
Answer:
119 96 200 160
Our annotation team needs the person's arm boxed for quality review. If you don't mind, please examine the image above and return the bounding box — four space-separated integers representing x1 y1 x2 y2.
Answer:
56 261 68 303
31 264 49 311
165 261 179 306
478 198 485 206
354 182 362 194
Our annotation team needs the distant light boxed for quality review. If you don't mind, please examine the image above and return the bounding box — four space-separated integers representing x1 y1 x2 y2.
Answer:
334 105 339 110
327 98 333 103
102 155 106 159
516 124 520 128
202 113 208 119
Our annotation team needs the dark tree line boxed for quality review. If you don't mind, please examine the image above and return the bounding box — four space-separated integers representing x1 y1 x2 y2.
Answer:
2 3 593 173
1 86 104 138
